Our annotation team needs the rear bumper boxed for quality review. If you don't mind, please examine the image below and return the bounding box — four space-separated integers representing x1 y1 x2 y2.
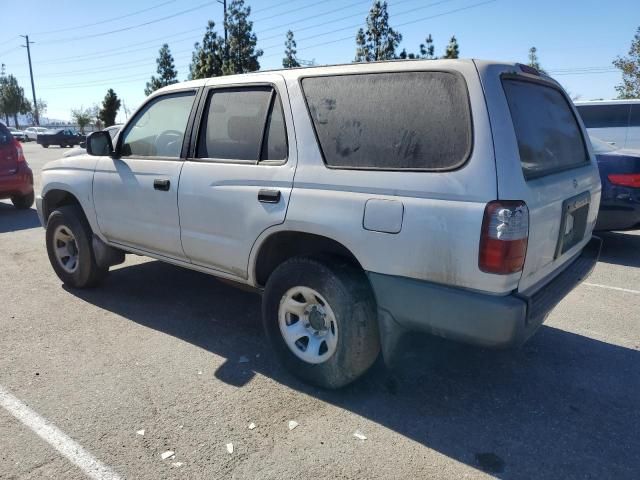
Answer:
595 191 640 231
0 165 33 200
368 236 601 360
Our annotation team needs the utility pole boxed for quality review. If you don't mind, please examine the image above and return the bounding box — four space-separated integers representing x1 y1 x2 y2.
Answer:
217 0 229 62
20 35 39 126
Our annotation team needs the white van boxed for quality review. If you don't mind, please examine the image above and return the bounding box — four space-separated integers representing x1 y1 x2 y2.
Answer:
38 60 602 388
575 99 640 150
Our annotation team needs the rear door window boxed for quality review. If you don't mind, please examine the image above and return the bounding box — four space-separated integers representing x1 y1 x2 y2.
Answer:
196 87 287 162
301 71 472 170
502 79 589 179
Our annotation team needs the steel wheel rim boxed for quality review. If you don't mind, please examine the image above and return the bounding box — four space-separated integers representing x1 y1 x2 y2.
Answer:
278 286 339 364
52 225 79 274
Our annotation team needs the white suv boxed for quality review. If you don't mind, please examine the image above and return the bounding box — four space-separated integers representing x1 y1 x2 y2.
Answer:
37 60 602 388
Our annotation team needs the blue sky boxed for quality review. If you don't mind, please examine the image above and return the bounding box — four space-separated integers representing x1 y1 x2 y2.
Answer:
0 0 636 122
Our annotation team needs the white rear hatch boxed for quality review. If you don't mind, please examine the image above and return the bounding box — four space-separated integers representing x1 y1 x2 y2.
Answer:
475 61 601 292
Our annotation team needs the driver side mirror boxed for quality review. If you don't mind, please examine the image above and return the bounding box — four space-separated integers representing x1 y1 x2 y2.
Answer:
86 131 114 156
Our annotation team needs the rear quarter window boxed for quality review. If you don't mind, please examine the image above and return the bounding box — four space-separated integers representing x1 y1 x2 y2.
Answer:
301 71 472 170
502 78 589 179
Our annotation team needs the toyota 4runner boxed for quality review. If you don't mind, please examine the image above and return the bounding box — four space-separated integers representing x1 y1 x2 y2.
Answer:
37 59 602 388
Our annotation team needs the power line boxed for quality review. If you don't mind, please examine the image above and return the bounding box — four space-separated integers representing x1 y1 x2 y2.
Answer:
33 0 176 35
0 46 22 57
260 0 455 48
262 0 498 58
252 0 299 14
41 0 219 45
254 0 340 23
37 32 202 65
34 0 420 67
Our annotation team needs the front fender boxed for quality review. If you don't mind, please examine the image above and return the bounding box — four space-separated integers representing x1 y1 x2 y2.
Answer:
40 156 103 239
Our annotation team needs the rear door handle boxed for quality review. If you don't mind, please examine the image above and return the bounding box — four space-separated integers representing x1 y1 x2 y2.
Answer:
153 179 170 191
258 189 281 203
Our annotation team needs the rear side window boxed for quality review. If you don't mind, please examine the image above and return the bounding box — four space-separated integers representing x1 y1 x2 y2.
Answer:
301 72 472 170
503 79 589 179
576 104 630 128
197 87 287 162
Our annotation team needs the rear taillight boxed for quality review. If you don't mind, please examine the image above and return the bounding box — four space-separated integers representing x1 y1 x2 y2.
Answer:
479 201 529 274
14 139 26 163
608 173 640 188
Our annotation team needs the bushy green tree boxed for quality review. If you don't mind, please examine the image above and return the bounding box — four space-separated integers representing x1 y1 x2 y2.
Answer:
145 44 178 96
71 107 93 134
613 26 640 99
98 89 121 127
222 0 263 75
354 1 402 62
0 75 30 128
283 30 300 68
444 36 459 59
189 21 224 80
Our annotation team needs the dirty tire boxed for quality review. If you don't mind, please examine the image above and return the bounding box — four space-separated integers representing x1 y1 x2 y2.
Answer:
42 144 48 148
263 257 380 389
46 205 108 288
11 191 34 209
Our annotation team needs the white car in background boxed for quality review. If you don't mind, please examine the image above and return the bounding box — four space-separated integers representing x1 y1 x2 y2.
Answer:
63 124 123 158
24 126 48 141
7 126 27 142
575 99 640 150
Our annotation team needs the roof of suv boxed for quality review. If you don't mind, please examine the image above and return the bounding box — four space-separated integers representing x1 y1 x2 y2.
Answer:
153 58 518 96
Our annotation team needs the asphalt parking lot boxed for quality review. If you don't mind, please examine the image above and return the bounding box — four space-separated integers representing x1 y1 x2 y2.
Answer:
1 142 639 479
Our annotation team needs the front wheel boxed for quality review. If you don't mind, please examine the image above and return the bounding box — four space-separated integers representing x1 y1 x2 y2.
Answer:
263 257 380 389
42 144 49 148
46 205 108 288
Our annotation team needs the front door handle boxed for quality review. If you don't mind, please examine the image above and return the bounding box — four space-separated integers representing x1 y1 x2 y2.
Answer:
153 179 170 191
258 189 281 203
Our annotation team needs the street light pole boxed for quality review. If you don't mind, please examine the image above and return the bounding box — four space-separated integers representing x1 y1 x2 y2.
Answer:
20 35 39 126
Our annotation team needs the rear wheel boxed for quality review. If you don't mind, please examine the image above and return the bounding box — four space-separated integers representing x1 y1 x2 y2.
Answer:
42 144 48 148
46 205 108 288
11 191 34 210
263 257 380 389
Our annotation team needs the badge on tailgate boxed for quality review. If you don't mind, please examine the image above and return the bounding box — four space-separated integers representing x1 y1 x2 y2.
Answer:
554 191 591 259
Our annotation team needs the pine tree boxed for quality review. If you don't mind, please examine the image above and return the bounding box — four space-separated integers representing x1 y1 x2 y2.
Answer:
355 28 367 62
283 30 300 69
353 1 402 62
527 46 546 73
222 0 263 75
189 21 224 80
613 26 640 99
420 34 435 59
444 36 459 59
98 89 121 127
145 44 178 96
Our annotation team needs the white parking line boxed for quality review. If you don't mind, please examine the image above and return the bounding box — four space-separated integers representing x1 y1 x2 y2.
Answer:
0 384 122 480
584 283 640 295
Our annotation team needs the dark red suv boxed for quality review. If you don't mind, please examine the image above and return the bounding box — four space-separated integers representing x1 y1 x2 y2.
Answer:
0 123 34 209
